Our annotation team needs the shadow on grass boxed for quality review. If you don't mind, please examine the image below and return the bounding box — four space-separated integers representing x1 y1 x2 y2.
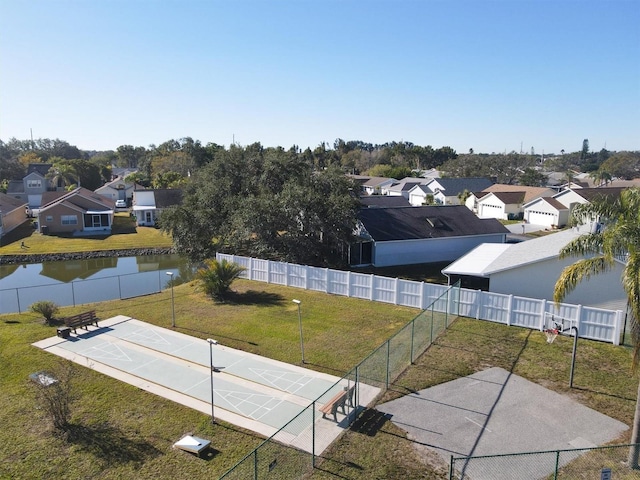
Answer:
224 290 284 306
65 422 162 467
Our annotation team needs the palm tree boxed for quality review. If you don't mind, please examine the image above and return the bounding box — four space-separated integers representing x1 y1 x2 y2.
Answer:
195 259 246 301
553 187 640 468
47 162 77 190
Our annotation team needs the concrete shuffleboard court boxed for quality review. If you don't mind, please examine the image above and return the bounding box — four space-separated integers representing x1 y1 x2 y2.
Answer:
378 367 628 480
33 316 380 454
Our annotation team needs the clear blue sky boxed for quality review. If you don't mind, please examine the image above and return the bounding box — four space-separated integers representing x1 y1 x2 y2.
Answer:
1 0 638 155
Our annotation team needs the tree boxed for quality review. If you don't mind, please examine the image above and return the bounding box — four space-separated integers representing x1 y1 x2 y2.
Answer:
601 152 640 180
519 167 547 187
553 187 640 468
195 258 246 301
47 160 78 190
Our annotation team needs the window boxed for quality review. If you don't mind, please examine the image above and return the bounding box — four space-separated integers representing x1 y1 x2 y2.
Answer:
61 215 78 225
46 216 53 222
27 179 42 188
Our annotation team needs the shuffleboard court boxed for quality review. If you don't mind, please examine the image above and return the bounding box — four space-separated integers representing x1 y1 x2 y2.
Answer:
33 316 379 453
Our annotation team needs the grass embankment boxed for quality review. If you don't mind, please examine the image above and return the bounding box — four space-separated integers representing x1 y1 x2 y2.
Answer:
0 214 173 255
1 279 638 479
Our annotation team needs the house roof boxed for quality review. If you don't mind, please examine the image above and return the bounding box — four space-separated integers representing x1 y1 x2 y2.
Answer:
362 177 396 188
27 163 52 176
6 180 24 194
359 196 411 208
482 191 526 205
524 196 568 210
40 187 114 211
442 228 593 277
563 187 626 202
0 192 27 212
357 205 509 242
430 177 494 196
483 184 555 203
387 181 424 193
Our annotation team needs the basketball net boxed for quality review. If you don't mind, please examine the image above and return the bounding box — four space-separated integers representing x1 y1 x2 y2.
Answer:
544 328 559 344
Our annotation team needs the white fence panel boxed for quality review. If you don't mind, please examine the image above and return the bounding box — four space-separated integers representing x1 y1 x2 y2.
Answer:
328 270 349 296
424 283 449 311
511 296 545 329
248 258 268 282
350 273 373 300
268 261 287 286
397 279 422 309
307 267 327 293
287 264 308 289
458 289 481 319
479 291 511 324
373 276 396 304
580 307 619 343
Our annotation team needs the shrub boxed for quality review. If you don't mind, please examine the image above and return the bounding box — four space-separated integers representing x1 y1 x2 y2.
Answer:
195 259 246 301
30 300 60 325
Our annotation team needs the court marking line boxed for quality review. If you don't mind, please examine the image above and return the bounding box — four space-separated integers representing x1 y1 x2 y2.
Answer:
465 416 492 432
122 326 171 346
78 341 133 363
249 368 314 394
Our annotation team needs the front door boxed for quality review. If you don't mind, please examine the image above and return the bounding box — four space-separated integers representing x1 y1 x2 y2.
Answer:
145 211 153 224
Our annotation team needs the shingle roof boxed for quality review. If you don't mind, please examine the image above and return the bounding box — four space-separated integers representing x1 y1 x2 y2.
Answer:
483 184 555 203
357 205 509 242
485 191 526 204
359 196 411 208
26 163 52 176
0 192 27 211
433 177 494 196
570 187 626 202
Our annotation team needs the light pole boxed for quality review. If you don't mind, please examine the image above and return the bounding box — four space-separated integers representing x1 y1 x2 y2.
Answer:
206 338 218 423
166 272 175 327
292 299 305 364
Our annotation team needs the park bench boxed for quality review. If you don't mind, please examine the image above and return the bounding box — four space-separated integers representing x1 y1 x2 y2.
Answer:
63 310 99 334
320 385 355 422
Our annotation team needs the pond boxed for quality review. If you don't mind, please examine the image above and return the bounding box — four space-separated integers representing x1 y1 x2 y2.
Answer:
0 254 195 314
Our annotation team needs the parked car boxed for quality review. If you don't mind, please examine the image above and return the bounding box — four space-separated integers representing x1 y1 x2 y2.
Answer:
115 200 127 208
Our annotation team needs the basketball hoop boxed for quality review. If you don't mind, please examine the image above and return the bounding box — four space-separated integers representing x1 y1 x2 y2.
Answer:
544 328 559 344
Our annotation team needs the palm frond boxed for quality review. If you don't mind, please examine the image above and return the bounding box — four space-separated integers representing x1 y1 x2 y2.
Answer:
559 233 604 259
622 251 640 371
553 256 614 304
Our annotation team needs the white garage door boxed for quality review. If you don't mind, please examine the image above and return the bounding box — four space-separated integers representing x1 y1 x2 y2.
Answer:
526 210 555 227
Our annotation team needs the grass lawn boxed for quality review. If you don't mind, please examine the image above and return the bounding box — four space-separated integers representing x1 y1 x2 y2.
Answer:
0 214 173 255
1 278 638 479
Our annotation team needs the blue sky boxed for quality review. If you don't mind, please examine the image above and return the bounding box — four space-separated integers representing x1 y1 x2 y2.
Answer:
1 0 638 154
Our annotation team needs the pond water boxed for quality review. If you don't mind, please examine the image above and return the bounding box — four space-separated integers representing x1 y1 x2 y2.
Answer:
0 254 195 314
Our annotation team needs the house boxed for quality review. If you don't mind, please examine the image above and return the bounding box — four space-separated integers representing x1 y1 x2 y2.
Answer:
441 228 628 311
361 177 397 195
476 192 526 220
95 175 145 204
5 163 54 211
552 187 626 211
385 177 431 198
522 197 570 228
466 184 556 216
350 205 509 267
132 189 182 227
0 193 28 238
407 177 494 206
37 187 115 235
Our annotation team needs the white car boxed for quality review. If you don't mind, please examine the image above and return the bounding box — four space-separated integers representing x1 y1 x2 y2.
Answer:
115 200 127 208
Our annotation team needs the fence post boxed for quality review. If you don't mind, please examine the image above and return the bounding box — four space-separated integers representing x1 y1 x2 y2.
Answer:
575 304 582 335
347 271 351 297
540 299 547 330
410 317 416 364
312 402 316 468
394 277 399 305
285 263 290 287
266 259 270 284
71 281 76 306
613 309 623 346
506 294 513 326
118 275 122 300
475 290 481 320
369 274 374 301
385 340 391 389
16 289 21 313
254 449 258 480
419 281 425 309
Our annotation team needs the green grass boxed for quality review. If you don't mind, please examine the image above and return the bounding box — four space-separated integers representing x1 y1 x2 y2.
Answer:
1 279 638 479
0 214 173 254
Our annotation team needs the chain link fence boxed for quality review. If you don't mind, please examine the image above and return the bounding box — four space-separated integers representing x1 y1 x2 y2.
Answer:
219 281 461 479
450 443 640 479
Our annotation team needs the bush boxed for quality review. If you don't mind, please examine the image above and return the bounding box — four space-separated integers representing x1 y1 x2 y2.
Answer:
30 300 60 325
195 259 246 301
31 362 76 434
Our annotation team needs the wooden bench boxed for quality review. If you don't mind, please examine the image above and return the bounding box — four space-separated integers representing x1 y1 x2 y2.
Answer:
63 310 99 333
320 385 355 422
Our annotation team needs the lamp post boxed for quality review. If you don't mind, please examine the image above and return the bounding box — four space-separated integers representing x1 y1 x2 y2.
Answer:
206 338 218 423
292 299 305 364
166 272 175 327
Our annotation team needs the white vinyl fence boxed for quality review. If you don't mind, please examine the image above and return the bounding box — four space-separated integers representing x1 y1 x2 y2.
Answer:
217 253 625 345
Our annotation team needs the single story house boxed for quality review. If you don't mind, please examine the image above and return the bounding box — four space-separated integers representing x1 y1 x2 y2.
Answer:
441 227 627 311
350 205 509 267
476 191 526 220
132 189 182 227
522 197 569 228
361 177 397 196
37 187 115 235
0 193 28 238
425 177 494 205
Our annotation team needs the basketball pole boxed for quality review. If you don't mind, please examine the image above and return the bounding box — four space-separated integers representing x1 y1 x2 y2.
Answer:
569 326 578 388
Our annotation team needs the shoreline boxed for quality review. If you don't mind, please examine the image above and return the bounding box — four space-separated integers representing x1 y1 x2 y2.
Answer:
0 247 177 265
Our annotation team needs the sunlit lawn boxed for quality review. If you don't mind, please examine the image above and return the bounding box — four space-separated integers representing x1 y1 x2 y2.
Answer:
0 214 173 255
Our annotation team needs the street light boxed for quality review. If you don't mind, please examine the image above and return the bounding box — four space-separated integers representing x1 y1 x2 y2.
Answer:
206 338 218 423
166 272 175 327
292 299 305 364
